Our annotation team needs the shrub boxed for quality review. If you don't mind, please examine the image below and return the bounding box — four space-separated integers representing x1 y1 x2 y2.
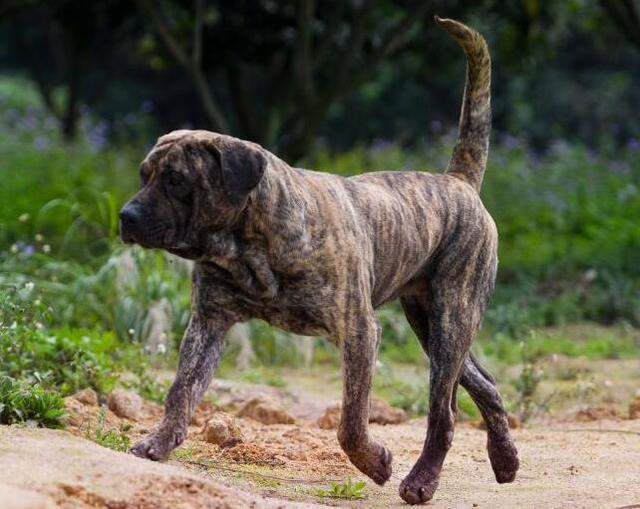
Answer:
0 376 66 428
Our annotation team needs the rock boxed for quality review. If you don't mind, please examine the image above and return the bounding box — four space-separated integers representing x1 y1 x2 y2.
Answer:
507 413 521 429
629 392 640 419
575 404 620 422
63 397 90 428
236 397 296 425
316 403 341 430
203 413 244 448
369 397 408 425
107 389 142 420
71 388 98 406
0 484 59 509
316 398 407 429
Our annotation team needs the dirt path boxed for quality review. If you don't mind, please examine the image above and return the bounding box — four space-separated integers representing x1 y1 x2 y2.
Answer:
3 418 639 508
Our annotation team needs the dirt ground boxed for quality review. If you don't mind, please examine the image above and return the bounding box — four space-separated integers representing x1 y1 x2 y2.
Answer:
2 418 640 509
2 371 640 509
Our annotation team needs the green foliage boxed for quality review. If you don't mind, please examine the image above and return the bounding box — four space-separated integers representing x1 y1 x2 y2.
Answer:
240 367 286 388
480 330 638 365
0 376 66 428
87 407 132 452
312 478 366 500
511 341 546 423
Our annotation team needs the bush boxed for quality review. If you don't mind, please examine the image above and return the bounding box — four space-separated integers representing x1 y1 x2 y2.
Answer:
0 376 66 428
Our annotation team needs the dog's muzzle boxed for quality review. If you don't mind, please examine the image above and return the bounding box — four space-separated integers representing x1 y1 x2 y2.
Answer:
119 201 144 244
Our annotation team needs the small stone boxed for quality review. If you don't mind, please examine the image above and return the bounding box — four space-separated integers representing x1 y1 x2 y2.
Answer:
72 388 98 406
369 397 408 425
203 413 244 448
507 413 521 429
316 402 341 430
316 398 408 429
629 392 640 419
107 389 142 420
236 397 295 425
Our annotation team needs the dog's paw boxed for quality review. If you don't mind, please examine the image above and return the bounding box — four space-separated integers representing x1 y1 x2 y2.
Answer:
130 428 185 461
399 471 439 505
346 441 393 485
487 434 519 484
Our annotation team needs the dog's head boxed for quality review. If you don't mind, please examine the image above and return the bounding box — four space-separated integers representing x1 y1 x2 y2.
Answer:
119 130 266 258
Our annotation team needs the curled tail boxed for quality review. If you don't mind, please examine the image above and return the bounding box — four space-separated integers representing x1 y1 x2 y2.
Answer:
435 16 491 192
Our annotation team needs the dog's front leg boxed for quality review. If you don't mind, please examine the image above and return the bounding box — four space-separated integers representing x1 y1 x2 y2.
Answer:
337 314 393 485
131 313 231 460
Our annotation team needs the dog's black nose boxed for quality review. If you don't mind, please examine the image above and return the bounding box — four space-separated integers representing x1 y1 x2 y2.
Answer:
119 203 141 226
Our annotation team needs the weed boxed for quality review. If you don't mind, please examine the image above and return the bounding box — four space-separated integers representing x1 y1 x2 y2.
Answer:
87 407 131 452
0 376 66 428
312 478 366 500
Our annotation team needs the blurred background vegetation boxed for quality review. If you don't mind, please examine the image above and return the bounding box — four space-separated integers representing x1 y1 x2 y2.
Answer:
0 0 639 427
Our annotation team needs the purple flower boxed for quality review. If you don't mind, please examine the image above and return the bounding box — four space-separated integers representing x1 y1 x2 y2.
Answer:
500 134 519 150
33 136 51 151
141 100 154 113
608 160 631 175
627 138 640 152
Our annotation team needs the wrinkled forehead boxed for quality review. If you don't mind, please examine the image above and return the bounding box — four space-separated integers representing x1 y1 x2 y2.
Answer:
142 130 225 170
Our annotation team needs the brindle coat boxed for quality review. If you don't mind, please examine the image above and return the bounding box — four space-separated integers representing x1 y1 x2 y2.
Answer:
121 17 519 504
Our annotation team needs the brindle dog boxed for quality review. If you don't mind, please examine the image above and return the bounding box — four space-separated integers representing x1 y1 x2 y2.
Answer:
121 17 519 504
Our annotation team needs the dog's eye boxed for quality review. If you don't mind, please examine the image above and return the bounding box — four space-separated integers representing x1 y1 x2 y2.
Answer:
167 171 183 186
139 165 151 185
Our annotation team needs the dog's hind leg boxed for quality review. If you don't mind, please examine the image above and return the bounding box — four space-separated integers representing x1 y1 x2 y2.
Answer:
336 303 393 485
460 353 519 483
399 294 471 504
405 294 518 484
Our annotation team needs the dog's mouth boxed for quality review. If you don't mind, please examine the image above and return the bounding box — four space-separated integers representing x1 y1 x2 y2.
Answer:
120 223 175 250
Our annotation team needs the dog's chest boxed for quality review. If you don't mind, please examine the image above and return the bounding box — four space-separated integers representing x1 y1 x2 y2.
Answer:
194 262 338 337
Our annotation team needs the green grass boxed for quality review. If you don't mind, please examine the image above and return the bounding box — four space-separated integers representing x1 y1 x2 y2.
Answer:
480 329 639 365
87 407 131 452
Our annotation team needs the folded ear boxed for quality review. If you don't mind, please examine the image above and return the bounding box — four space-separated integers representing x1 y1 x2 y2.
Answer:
219 141 267 205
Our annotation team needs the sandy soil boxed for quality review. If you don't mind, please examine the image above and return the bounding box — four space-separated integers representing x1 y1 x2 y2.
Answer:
2 398 640 509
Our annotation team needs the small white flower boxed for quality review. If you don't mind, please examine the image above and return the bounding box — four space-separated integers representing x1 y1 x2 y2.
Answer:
35 322 44 330
24 282 35 293
157 343 167 354
42 244 51 254
34 234 44 243
128 328 135 336
10 244 18 254
18 213 30 223
34 299 41 306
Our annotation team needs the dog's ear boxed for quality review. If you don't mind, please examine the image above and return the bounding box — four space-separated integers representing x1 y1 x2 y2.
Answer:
190 138 266 205
218 142 266 205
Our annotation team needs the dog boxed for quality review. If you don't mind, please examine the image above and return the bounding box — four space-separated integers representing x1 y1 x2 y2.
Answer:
120 16 519 504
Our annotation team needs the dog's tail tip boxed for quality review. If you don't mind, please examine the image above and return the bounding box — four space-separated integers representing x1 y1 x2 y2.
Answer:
437 17 492 192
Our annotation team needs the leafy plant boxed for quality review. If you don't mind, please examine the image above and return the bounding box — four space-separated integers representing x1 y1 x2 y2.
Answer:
0 376 66 428
312 478 367 500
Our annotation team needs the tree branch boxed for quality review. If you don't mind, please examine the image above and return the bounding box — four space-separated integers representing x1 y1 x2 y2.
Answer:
193 0 204 67
136 0 229 132
294 0 316 104
601 0 640 47
312 2 346 70
224 63 259 141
